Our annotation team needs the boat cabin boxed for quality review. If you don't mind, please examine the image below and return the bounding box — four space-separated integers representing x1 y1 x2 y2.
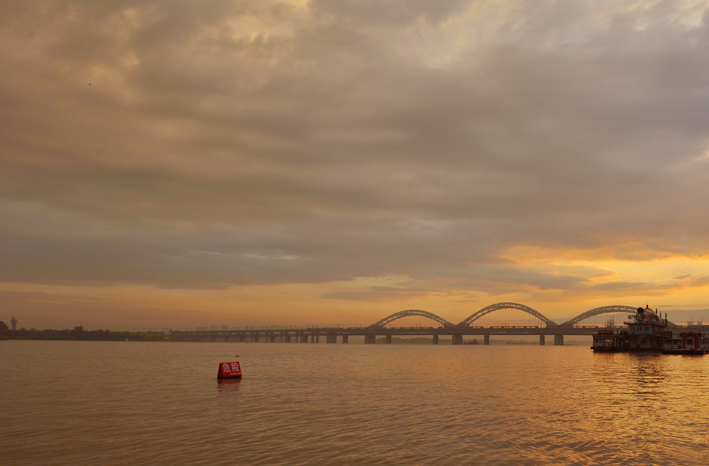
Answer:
624 306 671 351
592 330 629 352
662 332 708 355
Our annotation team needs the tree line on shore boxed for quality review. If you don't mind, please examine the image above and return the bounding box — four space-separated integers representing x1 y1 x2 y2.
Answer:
0 322 166 341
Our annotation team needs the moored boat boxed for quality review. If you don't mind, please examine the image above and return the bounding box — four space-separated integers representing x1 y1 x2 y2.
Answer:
592 305 673 353
661 332 709 355
591 329 629 352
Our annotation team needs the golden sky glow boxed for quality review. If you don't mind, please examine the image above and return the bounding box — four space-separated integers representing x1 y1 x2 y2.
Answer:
3 1 709 329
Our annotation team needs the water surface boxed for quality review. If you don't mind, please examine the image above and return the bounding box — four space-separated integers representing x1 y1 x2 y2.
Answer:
3 341 709 465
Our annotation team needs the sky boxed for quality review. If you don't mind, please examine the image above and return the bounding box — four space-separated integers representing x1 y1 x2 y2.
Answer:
3 0 709 330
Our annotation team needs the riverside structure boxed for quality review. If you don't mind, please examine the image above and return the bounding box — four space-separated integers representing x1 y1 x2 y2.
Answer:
169 302 706 345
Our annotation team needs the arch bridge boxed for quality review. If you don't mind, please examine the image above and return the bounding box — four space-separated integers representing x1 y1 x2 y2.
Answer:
457 302 558 328
359 302 652 345
558 305 639 327
170 302 689 345
357 302 679 345
368 310 456 329
367 303 661 329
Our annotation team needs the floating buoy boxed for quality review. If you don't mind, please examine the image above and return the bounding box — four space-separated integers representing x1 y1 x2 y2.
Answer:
217 361 242 379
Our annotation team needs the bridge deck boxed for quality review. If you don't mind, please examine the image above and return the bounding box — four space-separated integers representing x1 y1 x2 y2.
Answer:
169 324 709 341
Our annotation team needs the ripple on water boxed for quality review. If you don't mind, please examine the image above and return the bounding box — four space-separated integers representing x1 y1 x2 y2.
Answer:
3 342 709 465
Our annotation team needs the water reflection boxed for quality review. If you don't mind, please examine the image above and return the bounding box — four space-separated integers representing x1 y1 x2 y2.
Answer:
217 378 242 393
629 353 666 380
5 342 709 465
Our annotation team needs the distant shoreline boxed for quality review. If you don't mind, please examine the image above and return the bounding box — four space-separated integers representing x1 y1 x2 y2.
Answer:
1 329 591 345
1 327 166 341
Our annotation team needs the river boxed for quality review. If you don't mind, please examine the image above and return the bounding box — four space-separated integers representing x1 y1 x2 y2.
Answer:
2 341 708 465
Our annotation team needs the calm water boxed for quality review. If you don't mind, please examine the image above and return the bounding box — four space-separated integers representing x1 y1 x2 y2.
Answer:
2 341 709 465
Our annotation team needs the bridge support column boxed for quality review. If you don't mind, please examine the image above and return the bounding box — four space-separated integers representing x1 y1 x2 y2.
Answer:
385 335 392 344
432 335 439 345
326 334 337 344
285 335 291 343
300 335 308 343
484 335 490 345
365 334 376 344
316 335 320 344
270 335 276 343
342 335 348 344
539 335 545 345
554 335 564 346
452 334 463 345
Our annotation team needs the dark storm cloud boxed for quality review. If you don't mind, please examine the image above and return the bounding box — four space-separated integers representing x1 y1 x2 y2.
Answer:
2 1 709 294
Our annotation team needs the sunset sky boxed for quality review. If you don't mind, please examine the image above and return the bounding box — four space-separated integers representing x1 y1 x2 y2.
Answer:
3 0 709 329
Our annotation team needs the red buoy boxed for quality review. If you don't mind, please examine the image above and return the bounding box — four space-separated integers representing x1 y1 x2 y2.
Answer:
217 361 242 379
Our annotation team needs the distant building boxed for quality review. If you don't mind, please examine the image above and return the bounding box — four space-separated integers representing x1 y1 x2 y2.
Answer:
196 327 208 331
209 325 218 331
220 325 229 330
11 316 17 331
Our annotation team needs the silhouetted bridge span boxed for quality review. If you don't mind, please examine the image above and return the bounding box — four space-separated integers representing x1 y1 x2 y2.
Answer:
170 302 703 345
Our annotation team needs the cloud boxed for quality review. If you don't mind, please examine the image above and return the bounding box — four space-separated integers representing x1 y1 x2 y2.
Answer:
2 0 709 306
311 0 471 26
323 285 431 302
0 290 214 329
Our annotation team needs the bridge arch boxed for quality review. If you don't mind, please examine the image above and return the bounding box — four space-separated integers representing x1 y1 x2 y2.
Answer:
559 305 638 327
457 302 558 328
368 310 455 328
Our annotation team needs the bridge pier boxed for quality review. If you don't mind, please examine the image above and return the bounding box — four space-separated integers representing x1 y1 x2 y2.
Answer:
342 335 348 344
554 335 564 346
452 334 463 345
326 334 337 344
539 335 545 345
365 334 376 344
270 334 276 343
300 335 308 343
432 335 439 345
385 335 392 344
316 334 320 344
484 335 490 345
